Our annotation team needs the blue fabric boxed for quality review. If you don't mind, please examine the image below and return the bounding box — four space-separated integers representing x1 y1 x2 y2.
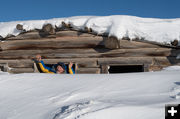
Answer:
71 67 75 74
40 61 75 74
40 61 56 73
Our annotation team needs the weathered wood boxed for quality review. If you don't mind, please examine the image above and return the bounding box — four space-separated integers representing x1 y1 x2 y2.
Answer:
98 56 180 66
41 58 97 64
8 62 33 68
7 31 98 40
7 31 56 40
0 59 33 64
148 65 171 71
0 48 178 59
7 67 34 73
16 24 24 31
101 65 109 73
56 31 96 37
171 40 179 46
76 68 100 74
1 37 104 50
119 40 163 49
104 36 120 49
42 24 55 35
77 61 98 68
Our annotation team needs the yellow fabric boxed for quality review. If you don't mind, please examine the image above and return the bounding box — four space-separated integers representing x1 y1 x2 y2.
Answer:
69 68 74 74
38 63 55 74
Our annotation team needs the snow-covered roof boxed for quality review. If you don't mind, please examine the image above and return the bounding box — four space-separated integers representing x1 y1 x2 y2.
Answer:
0 15 180 45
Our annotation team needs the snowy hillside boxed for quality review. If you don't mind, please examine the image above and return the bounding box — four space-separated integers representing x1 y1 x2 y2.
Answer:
0 15 180 45
0 67 180 119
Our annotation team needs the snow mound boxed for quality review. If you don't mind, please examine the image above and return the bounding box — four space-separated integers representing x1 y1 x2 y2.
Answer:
0 71 180 119
1 15 180 45
163 66 180 71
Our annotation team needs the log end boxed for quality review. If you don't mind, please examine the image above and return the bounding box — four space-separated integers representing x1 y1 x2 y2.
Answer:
16 24 24 31
42 24 56 35
104 36 120 49
171 39 179 46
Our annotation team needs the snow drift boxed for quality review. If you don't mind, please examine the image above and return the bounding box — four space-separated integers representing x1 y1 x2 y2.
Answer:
0 68 180 119
0 15 180 45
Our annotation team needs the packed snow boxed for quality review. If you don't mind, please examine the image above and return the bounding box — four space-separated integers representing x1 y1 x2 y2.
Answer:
0 68 180 119
1 15 180 45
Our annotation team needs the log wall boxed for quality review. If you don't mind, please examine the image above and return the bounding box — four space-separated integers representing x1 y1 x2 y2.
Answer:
0 30 180 74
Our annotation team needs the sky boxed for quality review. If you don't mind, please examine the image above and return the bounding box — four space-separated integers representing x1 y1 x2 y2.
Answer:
0 0 180 22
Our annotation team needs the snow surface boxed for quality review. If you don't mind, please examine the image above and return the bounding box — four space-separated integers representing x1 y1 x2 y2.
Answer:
1 15 180 45
0 69 180 119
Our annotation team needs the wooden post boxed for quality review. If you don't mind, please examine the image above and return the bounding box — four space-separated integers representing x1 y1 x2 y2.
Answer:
101 65 109 74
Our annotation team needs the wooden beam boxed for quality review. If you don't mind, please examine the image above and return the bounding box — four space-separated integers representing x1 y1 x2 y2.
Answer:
119 40 162 49
101 65 109 74
0 48 178 59
76 61 98 68
8 62 33 68
1 37 104 50
7 30 97 40
76 68 100 74
7 68 34 73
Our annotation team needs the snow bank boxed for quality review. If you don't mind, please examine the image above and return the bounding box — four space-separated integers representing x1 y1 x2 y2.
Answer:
0 70 180 119
1 15 180 45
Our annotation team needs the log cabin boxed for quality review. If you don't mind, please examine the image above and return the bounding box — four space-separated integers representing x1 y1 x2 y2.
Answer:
0 23 180 74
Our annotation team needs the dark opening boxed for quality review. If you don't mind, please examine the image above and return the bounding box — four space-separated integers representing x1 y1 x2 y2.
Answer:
108 65 144 73
0 66 4 71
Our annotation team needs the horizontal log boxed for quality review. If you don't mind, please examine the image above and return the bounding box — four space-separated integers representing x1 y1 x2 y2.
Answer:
1 37 104 50
76 68 100 74
56 31 96 37
33 57 179 67
119 40 163 49
98 57 180 66
7 68 34 73
7 30 97 40
0 59 33 64
76 61 98 68
41 58 98 64
7 31 57 40
8 62 33 68
0 48 178 59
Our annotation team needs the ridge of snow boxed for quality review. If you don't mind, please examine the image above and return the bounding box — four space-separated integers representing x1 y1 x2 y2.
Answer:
1 15 180 45
0 70 180 119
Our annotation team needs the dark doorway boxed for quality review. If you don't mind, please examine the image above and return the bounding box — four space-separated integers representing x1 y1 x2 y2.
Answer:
108 65 144 73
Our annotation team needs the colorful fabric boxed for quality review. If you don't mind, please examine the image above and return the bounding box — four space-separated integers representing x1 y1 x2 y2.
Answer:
37 60 75 74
